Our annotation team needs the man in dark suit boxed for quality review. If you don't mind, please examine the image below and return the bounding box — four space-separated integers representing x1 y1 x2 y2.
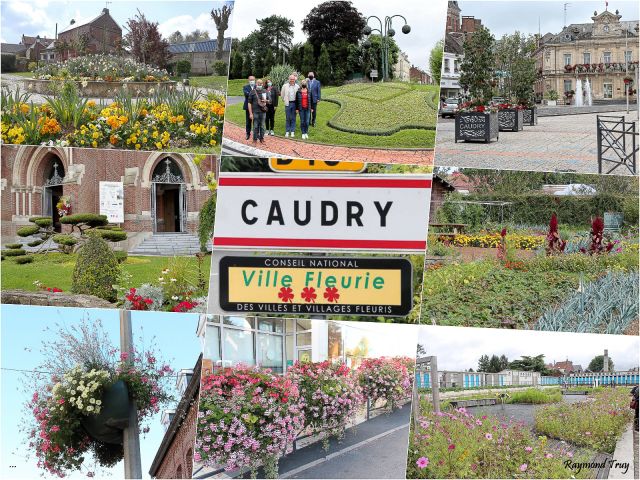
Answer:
307 72 321 127
243 75 256 140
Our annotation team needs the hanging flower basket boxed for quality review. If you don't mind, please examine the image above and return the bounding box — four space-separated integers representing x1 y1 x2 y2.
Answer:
80 380 130 445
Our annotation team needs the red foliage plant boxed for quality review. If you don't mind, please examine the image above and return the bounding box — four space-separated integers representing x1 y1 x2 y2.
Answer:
546 213 567 255
581 216 615 255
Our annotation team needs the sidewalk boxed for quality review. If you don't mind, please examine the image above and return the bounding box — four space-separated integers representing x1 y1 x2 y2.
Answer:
609 423 636 479
222 121 434 164
279 403 411 479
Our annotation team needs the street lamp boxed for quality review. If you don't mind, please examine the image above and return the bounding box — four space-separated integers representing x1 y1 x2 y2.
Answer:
363 15 411 82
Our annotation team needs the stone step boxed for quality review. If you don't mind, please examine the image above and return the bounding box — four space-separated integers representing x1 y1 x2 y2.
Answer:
129 234 211 256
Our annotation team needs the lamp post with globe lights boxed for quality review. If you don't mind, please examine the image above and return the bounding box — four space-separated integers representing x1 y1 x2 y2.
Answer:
363 15 411 82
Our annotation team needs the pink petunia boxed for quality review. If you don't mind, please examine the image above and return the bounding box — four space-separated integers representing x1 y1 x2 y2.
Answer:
520 464 528 472
485 433 492 440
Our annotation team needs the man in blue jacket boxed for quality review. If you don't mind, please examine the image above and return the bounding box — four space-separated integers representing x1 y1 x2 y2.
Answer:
307 72 321 127
242 75 256 140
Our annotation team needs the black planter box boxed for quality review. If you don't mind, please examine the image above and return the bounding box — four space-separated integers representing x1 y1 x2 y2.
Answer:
455 111 499 143
498 108 524 132
81 380 130 445
522 107 538 126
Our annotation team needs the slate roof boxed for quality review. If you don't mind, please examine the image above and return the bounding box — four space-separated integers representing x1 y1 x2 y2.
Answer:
169 38 232 54
1 43 27 54
59 8 121 34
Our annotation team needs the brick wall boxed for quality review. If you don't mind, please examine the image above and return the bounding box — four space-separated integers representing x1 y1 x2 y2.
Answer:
153 396 197 479
1 145 215 241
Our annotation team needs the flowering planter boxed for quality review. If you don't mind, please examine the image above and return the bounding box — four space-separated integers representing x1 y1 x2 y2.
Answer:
80 380 130 445
23 78 176 98
454 111 499 143
498 108 524 132
522 107 538 126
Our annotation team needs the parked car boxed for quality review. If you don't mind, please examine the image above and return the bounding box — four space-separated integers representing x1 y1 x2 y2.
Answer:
440 98 460 118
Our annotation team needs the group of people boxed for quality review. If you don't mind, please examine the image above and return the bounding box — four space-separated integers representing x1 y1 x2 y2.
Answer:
242 72 322 144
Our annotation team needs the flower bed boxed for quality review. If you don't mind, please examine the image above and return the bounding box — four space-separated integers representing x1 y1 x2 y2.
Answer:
534 388 634 453
26 349 173 476
33 54 170 82
407 405 592 478
357 357 414 409
1 83 224 150
24 78 175 98
443 233 545 250
195 367 304 478
287 361 362 447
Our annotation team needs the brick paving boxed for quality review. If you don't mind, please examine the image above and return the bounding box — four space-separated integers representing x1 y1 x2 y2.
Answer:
222 120 434 165
434 112 639 174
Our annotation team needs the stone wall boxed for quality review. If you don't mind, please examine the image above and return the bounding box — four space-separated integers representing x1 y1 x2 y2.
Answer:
1 289 115 308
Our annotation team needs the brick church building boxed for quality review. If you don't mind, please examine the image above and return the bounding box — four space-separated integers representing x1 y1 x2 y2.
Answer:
1 145 216 254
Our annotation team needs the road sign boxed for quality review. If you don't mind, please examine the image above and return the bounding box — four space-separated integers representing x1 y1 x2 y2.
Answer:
219 255 413 316
211 173 432 253
268 158 366 173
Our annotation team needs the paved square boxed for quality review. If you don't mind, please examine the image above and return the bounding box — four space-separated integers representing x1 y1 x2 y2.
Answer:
435 111 639 174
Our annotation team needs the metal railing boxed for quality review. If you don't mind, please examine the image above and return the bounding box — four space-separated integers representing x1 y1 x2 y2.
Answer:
597 115 638 174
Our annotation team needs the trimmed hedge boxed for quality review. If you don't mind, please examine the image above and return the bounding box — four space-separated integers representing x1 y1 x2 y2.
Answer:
28 240 44 247
114 250 128 263
15 255 34 264
1 53 17 72
445 193 638 227
17 225 41 237
60 213 108 227
52 234 78 247
3 249 26 257
94 229 127 242
5 243 23 249
30 217 53 228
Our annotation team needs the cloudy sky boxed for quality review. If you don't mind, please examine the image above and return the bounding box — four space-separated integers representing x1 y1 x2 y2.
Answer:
458 0 638 38
0 0 235 44
418 325 640 372
229 0 447 72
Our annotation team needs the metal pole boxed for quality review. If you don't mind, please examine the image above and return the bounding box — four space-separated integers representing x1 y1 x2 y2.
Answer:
120 310 142 479
429 356 440 414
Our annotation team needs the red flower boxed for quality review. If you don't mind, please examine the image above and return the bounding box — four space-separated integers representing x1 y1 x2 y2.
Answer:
476 105 485 113
278 287 294 303
500 228 507 238
324 287 340 303
300 287 317 303
448 443 456 451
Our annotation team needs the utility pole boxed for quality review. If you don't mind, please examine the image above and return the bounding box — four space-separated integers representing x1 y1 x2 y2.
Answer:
120 310 142 479
429 356 440 414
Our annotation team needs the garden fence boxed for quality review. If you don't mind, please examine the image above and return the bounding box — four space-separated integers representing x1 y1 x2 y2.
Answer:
597 115 638 175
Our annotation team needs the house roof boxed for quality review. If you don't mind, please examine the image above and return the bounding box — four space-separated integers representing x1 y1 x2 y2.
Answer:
148 354 202 477
444 32 464 55
433 174 456 192
59 8 122 35
1 43 27 54
541 10 638 45
168 38 232 54
21 35 55 46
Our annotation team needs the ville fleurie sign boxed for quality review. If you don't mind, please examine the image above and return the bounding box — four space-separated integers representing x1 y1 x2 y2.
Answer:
268 158 366 173
212 173 432 253
219 256 413 316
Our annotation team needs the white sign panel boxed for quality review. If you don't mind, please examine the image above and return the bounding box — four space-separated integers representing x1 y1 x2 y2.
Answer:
99 181 124 223
212 173 431 253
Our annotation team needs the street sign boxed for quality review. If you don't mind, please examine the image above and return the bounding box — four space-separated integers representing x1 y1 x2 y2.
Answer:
211 173 432 253
219 255 413 316
268 158 366 173
99 181 124 223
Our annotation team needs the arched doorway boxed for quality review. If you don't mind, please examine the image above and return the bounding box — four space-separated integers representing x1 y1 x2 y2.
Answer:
151 158 186 233
42 160 65 233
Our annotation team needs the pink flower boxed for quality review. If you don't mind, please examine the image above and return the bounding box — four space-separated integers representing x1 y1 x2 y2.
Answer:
485 433 492 440
416 457 429 469
546 453 554 459
585 431 591 436
120 352 129 361
525 446 533 453
448 443 455 451
520 464 528 472
50 426 60 433
57 399 65 405
194 452 202 462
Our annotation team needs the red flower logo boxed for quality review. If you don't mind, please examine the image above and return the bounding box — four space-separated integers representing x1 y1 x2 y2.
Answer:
300 287 317 303
278 287 294 303
324 287 340 303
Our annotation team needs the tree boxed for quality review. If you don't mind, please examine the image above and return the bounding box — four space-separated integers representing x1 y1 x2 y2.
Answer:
253 54 264 78
417 344 426 356
302 1 366 53
512 57 536 104
211 3 233 61
360 34 399 80
263 48 275 78
230 50 243 79
185 29 210 42
256 15 295 61
241 54 252 78
459 26 495 101
301 42 316 76
429 39 444 86
588 355 615 372
494 32 537 101
509 354 550 374
478 354 490 372
168 31 184 44
124 10 170 67
288 42 304 72
316 43 332 86
478 354 509 373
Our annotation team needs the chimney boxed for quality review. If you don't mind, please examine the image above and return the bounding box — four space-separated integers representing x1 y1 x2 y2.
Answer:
102 8 109 14
603 349 609 372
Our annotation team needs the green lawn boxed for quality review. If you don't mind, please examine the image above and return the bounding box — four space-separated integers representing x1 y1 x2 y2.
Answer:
5 71 34 77
1 253 211 293
225 82 436 148
226 78 246 96
171 75 228 93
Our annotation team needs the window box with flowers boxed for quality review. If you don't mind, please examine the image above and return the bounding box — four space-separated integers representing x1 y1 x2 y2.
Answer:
497 103 524 132
454 103 499 143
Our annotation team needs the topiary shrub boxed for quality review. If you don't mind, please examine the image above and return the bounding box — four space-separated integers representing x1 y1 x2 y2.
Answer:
30 217 53 228
28 240 44 247
213 60 228 76
4 249 26 257
5 243 23 249
1 53 17 72
176 60 191 76
198 193 216 252
17 225 41 237
52 234 78 253
15 255 34 264
71 234 119 302
60 213 108 228
94 229 127 242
